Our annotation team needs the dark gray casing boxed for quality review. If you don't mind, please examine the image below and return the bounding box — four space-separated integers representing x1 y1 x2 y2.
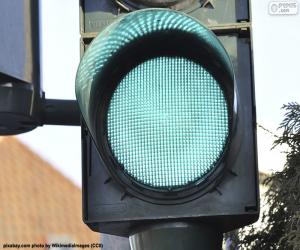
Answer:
80 0 259 237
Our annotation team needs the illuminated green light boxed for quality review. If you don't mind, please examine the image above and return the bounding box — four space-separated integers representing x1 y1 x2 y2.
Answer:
75 9 234 190
107 57 229 189
75 9 233 131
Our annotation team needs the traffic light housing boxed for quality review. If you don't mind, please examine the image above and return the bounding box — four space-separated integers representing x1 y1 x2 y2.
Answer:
77 1 258 237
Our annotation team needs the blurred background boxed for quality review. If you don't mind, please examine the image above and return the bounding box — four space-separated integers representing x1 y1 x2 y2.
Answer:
0 0 299 247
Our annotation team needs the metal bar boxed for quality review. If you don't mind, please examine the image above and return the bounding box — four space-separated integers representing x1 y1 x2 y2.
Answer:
42 99 80 126
209 22 250 34
80 22 251 40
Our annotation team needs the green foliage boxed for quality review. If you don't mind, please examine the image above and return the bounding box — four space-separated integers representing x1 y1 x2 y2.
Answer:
239 103 300 249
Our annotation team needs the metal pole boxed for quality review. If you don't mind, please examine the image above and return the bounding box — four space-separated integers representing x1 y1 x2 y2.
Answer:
129 222 222 250
43 99 80 126
101 234 130 250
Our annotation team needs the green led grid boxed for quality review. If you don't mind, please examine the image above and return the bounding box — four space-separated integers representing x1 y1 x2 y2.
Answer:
107 57 229 189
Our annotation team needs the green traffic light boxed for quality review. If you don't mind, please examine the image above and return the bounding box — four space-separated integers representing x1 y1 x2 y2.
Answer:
108 56 228 189
77 2 259 236
76 8 234 193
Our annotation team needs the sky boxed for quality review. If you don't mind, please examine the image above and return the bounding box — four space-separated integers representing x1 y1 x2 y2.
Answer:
18 0 82 186
18 0 300 187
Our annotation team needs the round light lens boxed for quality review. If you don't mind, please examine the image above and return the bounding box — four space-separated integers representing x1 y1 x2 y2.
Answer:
107 56 229 190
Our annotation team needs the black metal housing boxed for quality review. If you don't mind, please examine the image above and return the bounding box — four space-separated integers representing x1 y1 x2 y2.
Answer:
80 0 249 35
0 1 82 135
0 1 41 135
79 0 258 237
81 35 259 236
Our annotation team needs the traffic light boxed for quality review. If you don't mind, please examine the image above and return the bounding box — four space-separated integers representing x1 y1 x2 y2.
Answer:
0 1 41 135
76 0 259 241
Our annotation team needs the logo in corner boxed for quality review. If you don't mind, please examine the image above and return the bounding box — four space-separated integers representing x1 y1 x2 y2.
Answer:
269 0 298 15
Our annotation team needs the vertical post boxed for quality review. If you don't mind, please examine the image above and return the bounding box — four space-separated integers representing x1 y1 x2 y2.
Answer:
130 222 222 250
101 234 130 250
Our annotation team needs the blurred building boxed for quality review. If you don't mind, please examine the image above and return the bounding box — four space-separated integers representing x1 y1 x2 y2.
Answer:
0 137 99 245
